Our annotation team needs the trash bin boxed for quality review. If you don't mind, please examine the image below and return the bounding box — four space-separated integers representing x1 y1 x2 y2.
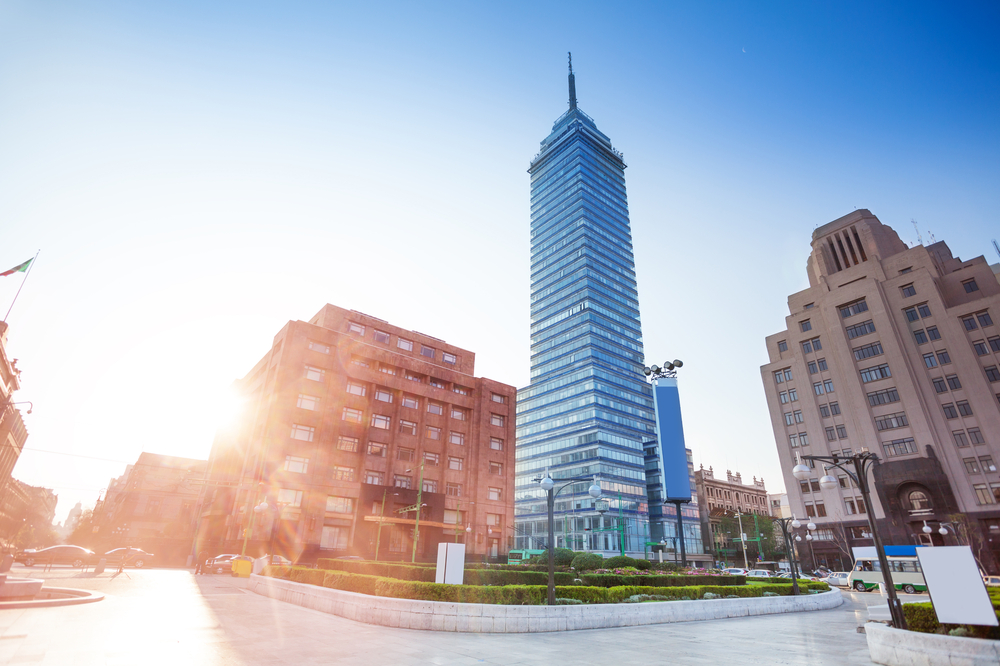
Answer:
232 558 252 578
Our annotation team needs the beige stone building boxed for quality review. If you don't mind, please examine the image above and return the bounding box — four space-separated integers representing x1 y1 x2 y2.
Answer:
761 210 1000 572
695 466 769 559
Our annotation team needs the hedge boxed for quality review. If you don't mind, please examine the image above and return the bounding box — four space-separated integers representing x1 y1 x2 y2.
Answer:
602 556 651 570
462 569 577 586
315 559 436 582
904 601 1000 640
581 574 746 588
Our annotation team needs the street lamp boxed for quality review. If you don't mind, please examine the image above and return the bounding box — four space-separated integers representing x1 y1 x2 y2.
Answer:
798 451 907 630
536 470 602 605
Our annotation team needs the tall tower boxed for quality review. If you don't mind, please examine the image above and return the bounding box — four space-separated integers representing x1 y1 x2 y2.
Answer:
514 56 656 555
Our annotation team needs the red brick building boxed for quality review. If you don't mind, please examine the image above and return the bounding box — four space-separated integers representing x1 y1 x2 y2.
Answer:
198 305 516 564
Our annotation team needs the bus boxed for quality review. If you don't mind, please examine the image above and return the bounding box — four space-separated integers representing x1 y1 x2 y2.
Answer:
507 549 545 565
847 545 927 594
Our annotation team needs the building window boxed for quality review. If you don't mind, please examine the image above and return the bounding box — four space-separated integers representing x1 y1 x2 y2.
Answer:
373 329 390 344
789 434 799 448
491 414 505 427
788 388 798 401
817 358 828 371
927 326 941 340
305 365 325 382
449 431 465 446
453 385 470 395
399 420 417 435
337 436 360 452
800 320 812 332
486 513 501 527
778 340 788 352
882 438 917 457
802 340 813 354
491 393 507 404
379 364 396 376
933 377 948 393
424 451 440 466
426 426 441 440
277 489 303 507
808 361 818 374
283 456 309 474
837 425 848 439
489 461 503 475
367 442 386 457
943 403 959 419
826 427 837 442
401 395 419 410
846 320 876 339
427 402 444 415
397 338 413 352
844 499 856 515
346 381 366 397
923 353 938 368
297 394 319 410
326 496 354 514
917 303 931 317
963 279 980 293
946 374 962 390
446 483 461 497
308 340 330 354
374 388 392 403
963 315 979 331
974 341 989 356
443 352 457 365
973 484 992 505
429 378 446 389
448 457 463 471
348 322 365 336
351 357 370 369
804 503 815 518
969 428 985 444
774 371 784 384
813 382 824 396
914 329 928 344
904 307 919 323
979 312 994 327
814 502 827 517
980 456 997 472
397 447 415 462
450 408 466 421
421 345 436 359
330 466 355 482
290 424 315 442
488 487 502 501
793 410 803 424
953 431 970 447
988 366 1000 383
830 402 841 415
365 470 384 485
860 363 892 383
779 391 788 404
799 432 809 446
422 479 438 493
901 284 916 298
394 475 412 489
490 437 504 451
784 412 794 426
840 300 869 318
875 412 908 431
823 379 834 393
957 401 973 417
371 414 391 430
819 404 830 418
853 341 884 360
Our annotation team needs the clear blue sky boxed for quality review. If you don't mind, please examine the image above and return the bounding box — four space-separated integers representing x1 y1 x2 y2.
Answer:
1 1 998 523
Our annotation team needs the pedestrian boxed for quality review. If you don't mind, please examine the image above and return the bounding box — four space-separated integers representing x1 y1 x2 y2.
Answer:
195 551 208 575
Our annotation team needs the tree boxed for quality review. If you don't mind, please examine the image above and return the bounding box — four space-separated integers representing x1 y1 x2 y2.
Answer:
717 513 780 563
67 509 100 550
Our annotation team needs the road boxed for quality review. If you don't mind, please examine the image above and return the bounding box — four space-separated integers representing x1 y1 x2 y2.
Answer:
0 566 916 665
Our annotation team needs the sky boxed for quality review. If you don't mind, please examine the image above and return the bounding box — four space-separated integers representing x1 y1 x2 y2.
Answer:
1 1 998 524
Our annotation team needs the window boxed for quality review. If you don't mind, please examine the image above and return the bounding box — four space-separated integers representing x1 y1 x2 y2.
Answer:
348 322 365 336
824 379 834 393
963 279 980 293
779 391 788 404
443 352 457 365
963 315 979 331
449 431 465 446
974 341 989 355
450 407 466 421
988 366 1000 383
297 394 319 410
819 404 830 418
860 363 892 383
351 357 370 368
900 267 912 274
840 300 869 318
969 428 985 444
778 340 788 352
875 412 908 431
866 388 900 406
882 438 917 457
424 451 440 466
307 340 330 354
923 353 938 368
904 307 919 323
365 470 384 485
979 312 994 327
429 378 445 389
394 475 412 489
422 479 438 493
420 345 436 359
994 485 1000 504
373 329 390 344
793 410 803 424
284 455 309 474
817 358 828 371
973 484 992 505
331 466 355 481
943 403 959 419
788 388 798 401
853 342 884 361
426 426 441 440
927 326 941 340
784 368 793 381
784 412 794 426
933 377 948 393
799 480 810 494
957 400 973 417
800 320 812 332
774 371 784 384
326 496 353 514
346 381 366 397
846 320 876 339
799 432 810 446
837 425 848 439
808 361 818 374
490 437 504 451
448 456 463 471
813 382 824 396
402 395 419 409
491 414 505 427
980 456 997 473
814 502 827 518
305 365 325 382
399 420 417 435
486 513 501 527
953 431 970 447
367 442 386 457
844 499 856 515
379 364 396 376
290 424 315 442
453 385 470 396
446 483 462 497
427 402 443 415
830 402 841 415
914 329 928 344
789 434 799 448
901 284 916 298
826 427 837 442
371 414 391 430
491 393 506 404
488 487 502 501
337 436 360 452
804 503 816 518
397 338 413 352
917 303 931 318
489 461 503 475
404 371 421 382
946 374 962 390
397 447 414 462
372 388 392 404
802 340 812 354
277 489 303 507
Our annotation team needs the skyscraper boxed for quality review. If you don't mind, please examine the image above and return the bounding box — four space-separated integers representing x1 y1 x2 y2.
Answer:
514 57 657 556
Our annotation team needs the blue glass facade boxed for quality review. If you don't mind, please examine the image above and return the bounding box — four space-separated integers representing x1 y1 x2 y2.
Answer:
514 66 657 555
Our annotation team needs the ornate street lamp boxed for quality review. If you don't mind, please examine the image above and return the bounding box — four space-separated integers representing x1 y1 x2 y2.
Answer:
536 470 602 605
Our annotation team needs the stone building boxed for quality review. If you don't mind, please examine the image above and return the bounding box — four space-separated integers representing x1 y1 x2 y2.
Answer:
198 304 516 564
694 466 769 560
761 210 1000 571
0 322 28 494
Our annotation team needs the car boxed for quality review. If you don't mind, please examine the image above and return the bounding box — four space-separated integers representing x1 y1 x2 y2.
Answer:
208 554 240 574
983 575 1000 588
262 554 291 566
104 548 154 568
821 572 850 587
722 568 748 575
16 545 95 568
746 569 773 578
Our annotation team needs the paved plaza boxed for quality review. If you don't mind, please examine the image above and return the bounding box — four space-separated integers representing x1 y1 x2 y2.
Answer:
0 566 910 665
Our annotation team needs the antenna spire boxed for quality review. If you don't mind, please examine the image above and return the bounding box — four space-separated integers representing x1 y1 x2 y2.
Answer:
568 52 577 110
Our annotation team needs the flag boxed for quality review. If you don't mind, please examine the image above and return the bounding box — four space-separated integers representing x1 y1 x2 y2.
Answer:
0 259 32 277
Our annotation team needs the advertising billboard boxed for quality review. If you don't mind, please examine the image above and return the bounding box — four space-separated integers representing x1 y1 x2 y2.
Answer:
652 378 692 502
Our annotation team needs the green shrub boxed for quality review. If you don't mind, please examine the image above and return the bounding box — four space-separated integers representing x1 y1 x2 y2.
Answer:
633 558 652 570
289 568 326 586
261 565 293 579
570 553 605 571
315 559 436 582
322 571 380 596
556 598 583 605
463 569 575 586
581 574 745 588
763 591 779 597
904 601 1000 640
526 549 577 566
604 555 639 569
702 593 720 599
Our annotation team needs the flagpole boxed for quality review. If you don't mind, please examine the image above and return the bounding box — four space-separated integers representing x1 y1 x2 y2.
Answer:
3 250 40 323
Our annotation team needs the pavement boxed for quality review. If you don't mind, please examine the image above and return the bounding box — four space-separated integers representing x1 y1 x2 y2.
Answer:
0 565 925 665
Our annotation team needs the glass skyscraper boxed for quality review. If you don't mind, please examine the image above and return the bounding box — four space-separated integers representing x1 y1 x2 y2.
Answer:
514 59 657 555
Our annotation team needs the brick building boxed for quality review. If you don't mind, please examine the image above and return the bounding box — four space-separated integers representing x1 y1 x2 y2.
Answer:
761 210 1000 572
694 466 769 559
198 305 516 564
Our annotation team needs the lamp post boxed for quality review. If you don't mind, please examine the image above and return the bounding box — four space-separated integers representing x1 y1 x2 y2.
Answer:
772 516 808 595
797 452 907 630
594 494 627 557
404 462 426 563
537 470 602 605
374 490 400 561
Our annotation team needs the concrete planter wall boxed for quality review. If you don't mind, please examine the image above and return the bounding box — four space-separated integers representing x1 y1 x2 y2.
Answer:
248 574 843 633
866 622 1000 666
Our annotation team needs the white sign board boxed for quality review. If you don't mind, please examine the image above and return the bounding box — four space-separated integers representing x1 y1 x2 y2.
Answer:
916 546 998 627
435 543 466 585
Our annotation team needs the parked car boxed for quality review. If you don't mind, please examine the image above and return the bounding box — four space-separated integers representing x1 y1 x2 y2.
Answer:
16 545 95 568
746 569 773 578
104 548 154 568
208 554 240 574
722 568 748 575
821 572 851 587
983 575 1000 588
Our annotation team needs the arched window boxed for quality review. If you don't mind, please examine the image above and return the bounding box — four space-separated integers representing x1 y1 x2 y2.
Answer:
908 490 931 511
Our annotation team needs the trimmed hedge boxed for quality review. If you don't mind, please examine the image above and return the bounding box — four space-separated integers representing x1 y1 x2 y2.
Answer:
463 568 576 586
581 574 746 588
571 553 605 571
904 601 1000 640
315 559 436 582
603 556 650 570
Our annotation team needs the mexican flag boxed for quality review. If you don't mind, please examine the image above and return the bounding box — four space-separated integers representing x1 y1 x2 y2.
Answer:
0 259 32 277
